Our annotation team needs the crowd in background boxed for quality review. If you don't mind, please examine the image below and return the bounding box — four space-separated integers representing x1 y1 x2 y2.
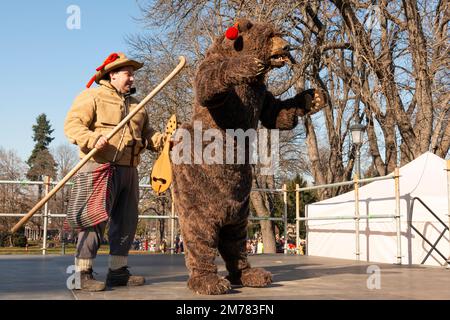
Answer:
64 230 304 255
246 233 306 255
131 234 184 254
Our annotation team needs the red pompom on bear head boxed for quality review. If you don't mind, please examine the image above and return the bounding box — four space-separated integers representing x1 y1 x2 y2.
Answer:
225 23 239 40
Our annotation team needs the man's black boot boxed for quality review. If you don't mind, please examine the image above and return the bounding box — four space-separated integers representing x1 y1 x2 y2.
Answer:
106 266 145 287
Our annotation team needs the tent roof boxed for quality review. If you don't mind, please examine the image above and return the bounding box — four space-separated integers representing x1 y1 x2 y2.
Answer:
307 152 448 221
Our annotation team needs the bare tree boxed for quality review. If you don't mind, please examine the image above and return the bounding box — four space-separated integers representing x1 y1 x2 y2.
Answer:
326 0 449 169
51 143 78 180
0 148 31 232
48 143 78 234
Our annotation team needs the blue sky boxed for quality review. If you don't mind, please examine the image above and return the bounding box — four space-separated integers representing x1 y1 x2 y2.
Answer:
0 0 150 161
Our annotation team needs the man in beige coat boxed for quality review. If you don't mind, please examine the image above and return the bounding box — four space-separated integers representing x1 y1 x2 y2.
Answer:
65 53 164 291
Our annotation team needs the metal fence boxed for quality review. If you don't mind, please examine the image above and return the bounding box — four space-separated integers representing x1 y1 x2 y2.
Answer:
0 179 291 255
1 161 450 266
295 171 402 264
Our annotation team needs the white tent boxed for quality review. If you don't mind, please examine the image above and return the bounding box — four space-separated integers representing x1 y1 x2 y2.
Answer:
306 152 450 267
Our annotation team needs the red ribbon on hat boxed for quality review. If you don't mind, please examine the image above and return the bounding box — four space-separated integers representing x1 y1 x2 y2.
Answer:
225 23 239 40
86 53 120 88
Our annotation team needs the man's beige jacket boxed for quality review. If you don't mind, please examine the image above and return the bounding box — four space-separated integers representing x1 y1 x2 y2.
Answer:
64 80 164 167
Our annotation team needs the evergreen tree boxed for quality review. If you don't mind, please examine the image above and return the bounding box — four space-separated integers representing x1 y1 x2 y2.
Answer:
27 149 57 180
27 114 57 181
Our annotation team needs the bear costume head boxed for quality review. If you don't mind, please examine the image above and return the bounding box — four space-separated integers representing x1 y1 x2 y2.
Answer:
206 18 296 71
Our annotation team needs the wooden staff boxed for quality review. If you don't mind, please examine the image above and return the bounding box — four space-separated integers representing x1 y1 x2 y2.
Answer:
11 56 187 233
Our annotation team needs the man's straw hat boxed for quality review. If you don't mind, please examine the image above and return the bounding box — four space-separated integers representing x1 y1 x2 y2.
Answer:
86 52 143 88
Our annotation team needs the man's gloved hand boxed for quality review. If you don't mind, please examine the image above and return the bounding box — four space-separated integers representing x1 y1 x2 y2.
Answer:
295 88 328 116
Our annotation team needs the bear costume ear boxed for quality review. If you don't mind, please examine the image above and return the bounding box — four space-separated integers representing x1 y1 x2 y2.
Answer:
236 18 253 32
225 18 253 51
225 18 253 40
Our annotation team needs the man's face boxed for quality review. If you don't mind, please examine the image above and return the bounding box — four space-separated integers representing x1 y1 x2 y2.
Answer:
109 66 135 94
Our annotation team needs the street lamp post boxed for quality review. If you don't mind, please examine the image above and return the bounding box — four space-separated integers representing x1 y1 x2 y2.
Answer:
350 124 365 178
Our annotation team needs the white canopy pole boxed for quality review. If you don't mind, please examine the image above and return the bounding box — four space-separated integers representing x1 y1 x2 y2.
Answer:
354 175 360 261
295 184 300 253
447 160 450 269
394 167 402 265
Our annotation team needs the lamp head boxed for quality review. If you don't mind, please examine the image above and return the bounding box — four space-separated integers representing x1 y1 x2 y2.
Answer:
350 124 365 145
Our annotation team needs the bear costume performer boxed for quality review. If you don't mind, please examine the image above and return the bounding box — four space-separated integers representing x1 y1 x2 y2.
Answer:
172 18 327 295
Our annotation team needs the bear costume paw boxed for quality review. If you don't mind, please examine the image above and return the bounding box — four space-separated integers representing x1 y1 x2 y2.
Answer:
295 88 327 116
227 267 272 287
188 273 232 295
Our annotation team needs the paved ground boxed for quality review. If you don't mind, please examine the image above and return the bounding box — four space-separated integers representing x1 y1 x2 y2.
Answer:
0 254 449 300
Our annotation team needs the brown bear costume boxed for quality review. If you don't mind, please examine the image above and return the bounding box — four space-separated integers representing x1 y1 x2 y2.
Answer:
172 18 326 295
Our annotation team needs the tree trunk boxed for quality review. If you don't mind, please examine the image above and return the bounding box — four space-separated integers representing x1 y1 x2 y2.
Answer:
159 219 165 247
250 175 276 253
402 0 434 156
